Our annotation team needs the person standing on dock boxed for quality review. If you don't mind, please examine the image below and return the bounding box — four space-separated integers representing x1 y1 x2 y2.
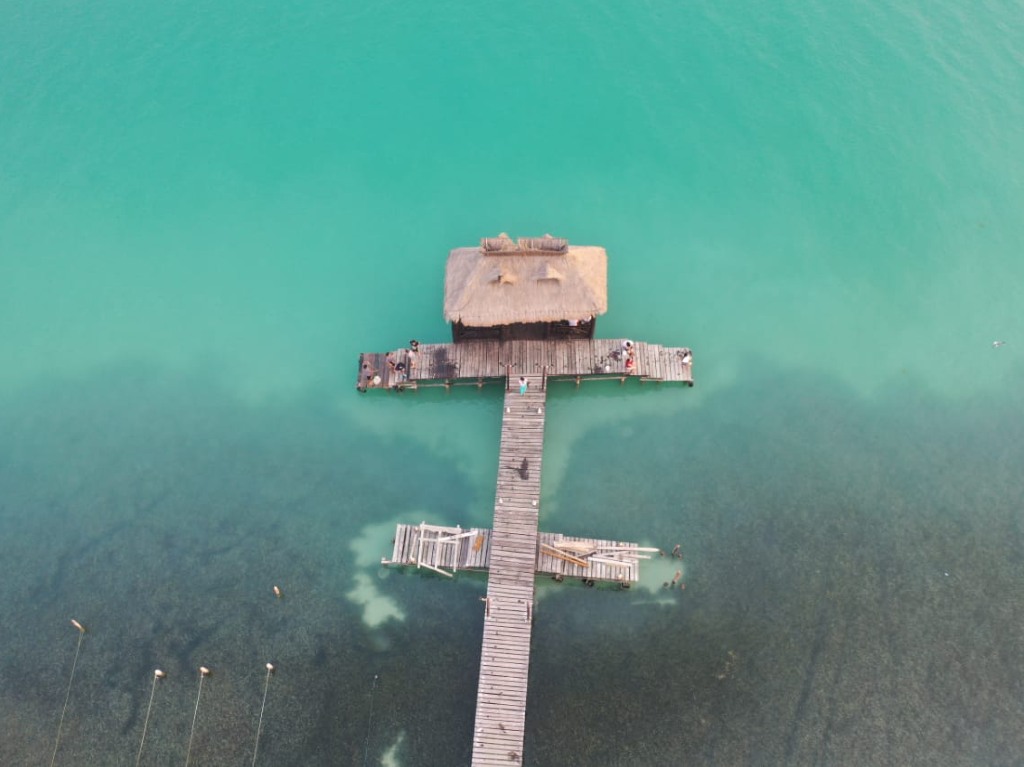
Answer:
519 376 529 395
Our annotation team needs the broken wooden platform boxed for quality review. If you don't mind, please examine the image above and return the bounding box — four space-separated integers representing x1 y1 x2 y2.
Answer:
382 523 652 584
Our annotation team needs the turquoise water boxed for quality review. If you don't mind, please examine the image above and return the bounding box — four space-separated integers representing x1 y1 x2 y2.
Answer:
2 1 1024 764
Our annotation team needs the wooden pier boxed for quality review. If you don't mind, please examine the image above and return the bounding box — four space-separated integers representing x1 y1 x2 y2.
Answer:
360 234 694 764
471 375 546 766
357 338 692 392
370 358 683 764
383 523 651 584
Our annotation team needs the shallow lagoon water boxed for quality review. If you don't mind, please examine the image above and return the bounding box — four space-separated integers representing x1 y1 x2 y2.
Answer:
2 1 1024 765
3 361 1024 764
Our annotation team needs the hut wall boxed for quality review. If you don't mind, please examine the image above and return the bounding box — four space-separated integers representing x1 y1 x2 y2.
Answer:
549 317 595 339
452 318 595 342
452 322 502 342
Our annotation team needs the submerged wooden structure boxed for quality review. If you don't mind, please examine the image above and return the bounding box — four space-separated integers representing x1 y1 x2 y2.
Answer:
383 522 653 583
359 235 693 765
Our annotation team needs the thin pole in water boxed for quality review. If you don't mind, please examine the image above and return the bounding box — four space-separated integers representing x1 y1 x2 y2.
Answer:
135 669 166 767
50 619 87 767
363 674 379 767
251 663 275 767
184 666 210 767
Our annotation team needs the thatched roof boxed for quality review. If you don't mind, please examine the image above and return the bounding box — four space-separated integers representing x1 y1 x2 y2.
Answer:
444 235 608 326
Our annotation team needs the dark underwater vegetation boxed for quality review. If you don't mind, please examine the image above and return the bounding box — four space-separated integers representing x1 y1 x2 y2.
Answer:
2 356 1023 765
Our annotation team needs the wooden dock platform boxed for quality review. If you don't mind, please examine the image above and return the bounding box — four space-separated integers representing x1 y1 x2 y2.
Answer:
472 374 546 765
382 523 492 576
376 368 666 764
358 237 695 764
356 338 692 391
383 523 650 584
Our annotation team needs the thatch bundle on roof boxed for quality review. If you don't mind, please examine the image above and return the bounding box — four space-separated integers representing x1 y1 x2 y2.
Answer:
518 236 569 254
481 234 518 253
480 233 570 256
445 235 607 330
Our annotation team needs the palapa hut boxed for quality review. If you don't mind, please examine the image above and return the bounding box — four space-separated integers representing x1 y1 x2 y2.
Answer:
444 234 608 342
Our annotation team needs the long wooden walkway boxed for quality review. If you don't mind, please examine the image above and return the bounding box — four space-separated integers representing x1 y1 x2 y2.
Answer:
382 523 650 584
471 374 547 766
357 338 692 391
359 336 694 763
